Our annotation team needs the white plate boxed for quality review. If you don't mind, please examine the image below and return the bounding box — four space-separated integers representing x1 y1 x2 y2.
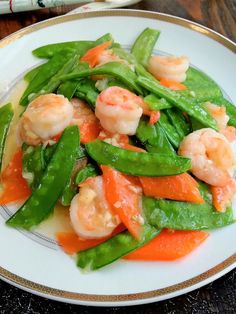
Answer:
0 10 236 307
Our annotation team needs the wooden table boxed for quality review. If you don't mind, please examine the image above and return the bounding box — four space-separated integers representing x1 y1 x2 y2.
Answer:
0 1 236 313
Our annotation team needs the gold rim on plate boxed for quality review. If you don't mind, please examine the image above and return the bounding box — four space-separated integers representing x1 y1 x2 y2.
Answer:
0 10 235 304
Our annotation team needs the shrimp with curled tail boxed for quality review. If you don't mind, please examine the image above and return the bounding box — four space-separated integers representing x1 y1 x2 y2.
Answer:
148 55 189 82
70 176 120 239
18 94 73 146
178 128 235 187
95 86 143 135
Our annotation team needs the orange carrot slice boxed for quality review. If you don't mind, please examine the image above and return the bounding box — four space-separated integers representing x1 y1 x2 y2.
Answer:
81 40 112 68
160 78 187 91
211 178 236 212
124 229 209 261
79 120 101 144
56 224 126 255
102 165 143 240
140 173 204 203
0 149 31 204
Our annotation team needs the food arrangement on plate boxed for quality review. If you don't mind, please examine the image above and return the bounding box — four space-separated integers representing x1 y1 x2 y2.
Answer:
0 28 236 271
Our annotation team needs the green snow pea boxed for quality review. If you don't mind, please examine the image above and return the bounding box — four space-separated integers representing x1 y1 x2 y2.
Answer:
181 67 222 102
60 62 143 95
24 63 45 82
144 94 173 110
0 103 14 170
22 144 45 190
85 140 191 176
60 147 87 206
32 41 94 59
137 76 218 130
77 224 160 270
28 52 79 103
75 163 100 185
158 111 181 148
57 62 90 100
166 108 191 139
32 33 114 59
20 51 73 106
75 79 99 109
6 126 80 229
112 47 156 81
143 183 234 230
131 28 160 67
136 117 175 155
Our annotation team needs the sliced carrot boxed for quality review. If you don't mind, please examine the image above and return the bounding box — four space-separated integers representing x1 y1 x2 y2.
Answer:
80 40 112 68
140 173 204 203
122 143 145 152
211 178 236 212
124 229 209 261
79 120 101 144
221 126 236 142
56 223 126 255
0 149 31 204
102 165 143 240
160 78 187 91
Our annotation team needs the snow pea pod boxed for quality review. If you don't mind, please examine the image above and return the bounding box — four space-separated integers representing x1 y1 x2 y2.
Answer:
131 28 160 67
143 183 234 230
6 126 80 230
22 144 45 190
158 111 181 148
24 63 45 82
60 62 143 95
85 140 191 176
28 52 79 103
20 51 73 106
57 61 89 100
33 41 94 59
137 76 218 130
74 79 99 109
0 103 13 170
112 47 155 81
60 148 87 206
166 108 191 139
32 33 113 59
144 94 173 111
181 67 222 102
75 163 100 185
77 224 160 270
136 117 175 155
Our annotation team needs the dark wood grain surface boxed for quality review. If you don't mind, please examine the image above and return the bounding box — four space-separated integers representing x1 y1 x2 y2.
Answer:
0 1 236 313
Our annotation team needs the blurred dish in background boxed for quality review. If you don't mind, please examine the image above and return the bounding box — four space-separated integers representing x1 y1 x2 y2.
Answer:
0 0 142 14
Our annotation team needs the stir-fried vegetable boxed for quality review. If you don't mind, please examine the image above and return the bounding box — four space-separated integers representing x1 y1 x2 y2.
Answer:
1 27 235 273
86 140 191 176
0 103 13 169
6 126 80 229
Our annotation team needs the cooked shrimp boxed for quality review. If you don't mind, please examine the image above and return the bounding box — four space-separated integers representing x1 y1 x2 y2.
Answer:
204 102 229 130
178 128 235 186
148 55 189 82
95 86 143 135
18 94 73 146
70 176 120 239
